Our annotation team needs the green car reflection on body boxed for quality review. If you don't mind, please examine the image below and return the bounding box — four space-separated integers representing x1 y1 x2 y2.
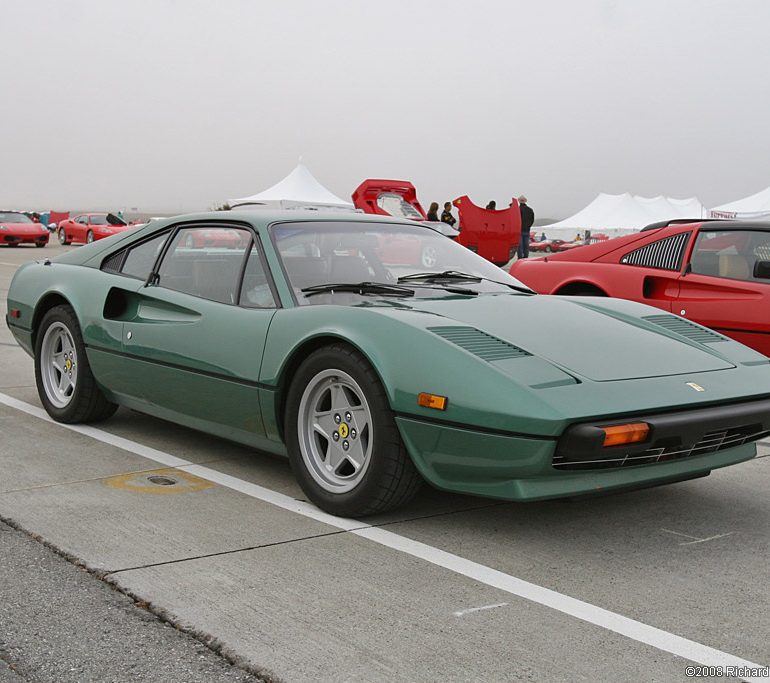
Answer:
7 211 770 517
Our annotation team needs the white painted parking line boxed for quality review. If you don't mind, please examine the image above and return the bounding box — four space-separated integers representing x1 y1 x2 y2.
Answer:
453 602 508 617
0 391 767 681
660 528 735 546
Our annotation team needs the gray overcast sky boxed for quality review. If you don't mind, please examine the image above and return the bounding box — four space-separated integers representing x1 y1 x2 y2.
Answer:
3 0 770 218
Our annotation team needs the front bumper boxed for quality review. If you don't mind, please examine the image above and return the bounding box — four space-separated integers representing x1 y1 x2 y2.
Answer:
395 414 758 502
556 397 770 469
2 234 49 245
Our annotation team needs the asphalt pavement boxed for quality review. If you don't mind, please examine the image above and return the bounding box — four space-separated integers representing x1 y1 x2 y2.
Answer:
0 240 768 682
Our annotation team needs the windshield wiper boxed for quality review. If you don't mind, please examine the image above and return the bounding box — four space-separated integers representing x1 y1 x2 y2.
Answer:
301 282 415 298
397 270 535 294
398 270 482 283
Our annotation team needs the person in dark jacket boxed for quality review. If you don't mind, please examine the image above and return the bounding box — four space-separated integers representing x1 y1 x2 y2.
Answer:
485 200 496 210
426 202 440 222
440 202 456 228
517 195 535 259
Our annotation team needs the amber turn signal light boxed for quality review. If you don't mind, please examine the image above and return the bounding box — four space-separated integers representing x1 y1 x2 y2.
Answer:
600 422 649 447
417 393 448 410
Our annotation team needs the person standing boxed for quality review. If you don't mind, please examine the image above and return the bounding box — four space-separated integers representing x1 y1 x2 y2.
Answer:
426 202 440 222
517 195 535 259
440 202 456 228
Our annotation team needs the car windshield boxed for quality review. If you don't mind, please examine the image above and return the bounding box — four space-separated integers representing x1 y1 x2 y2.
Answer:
89 215 110 225
272 221 530 305
0 212 32 224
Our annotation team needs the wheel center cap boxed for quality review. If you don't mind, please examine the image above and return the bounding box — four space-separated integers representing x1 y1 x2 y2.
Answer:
338 422 349 439
64 359 72 371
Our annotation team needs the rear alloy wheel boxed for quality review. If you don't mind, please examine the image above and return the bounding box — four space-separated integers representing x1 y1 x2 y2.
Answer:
285 344 422 517
58 229 70 246
35 305 117 423
86 230 94 244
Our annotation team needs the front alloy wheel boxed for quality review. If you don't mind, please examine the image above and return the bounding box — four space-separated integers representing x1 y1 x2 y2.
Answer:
285 344 422 517
298 369 374 494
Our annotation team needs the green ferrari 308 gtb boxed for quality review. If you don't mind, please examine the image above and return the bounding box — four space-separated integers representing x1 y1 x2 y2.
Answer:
6 212 770 516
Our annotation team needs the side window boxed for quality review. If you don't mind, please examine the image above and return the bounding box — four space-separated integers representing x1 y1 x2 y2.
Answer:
118 232 170 279
76 216 89 225
620 232 690 271
690 230 770 282
156 225 251 304
239 243 277 308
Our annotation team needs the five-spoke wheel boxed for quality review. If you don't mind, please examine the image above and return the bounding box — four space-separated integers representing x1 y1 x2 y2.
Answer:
34 305 117 423
286 344 421 517
298 369 373 494
39 321 78 409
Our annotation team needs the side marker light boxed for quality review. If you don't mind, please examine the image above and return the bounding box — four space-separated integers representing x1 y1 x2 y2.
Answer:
9 309 20 319
417 393 448 411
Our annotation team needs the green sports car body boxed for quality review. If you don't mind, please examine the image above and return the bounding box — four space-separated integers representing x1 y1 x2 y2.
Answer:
7 211 770 516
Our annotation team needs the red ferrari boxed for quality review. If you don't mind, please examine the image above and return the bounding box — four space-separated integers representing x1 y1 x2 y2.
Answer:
510 219 770 355
57 213 136 245
529 238 583 253
0 211 49 247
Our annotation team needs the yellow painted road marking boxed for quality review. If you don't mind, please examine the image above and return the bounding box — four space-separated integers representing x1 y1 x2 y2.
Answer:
104 467 215 494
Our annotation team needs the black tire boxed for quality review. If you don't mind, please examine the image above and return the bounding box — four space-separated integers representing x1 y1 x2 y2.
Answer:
34 305 117 423
58 229 70 246
35 242 46 248
86 230 94 244
285 343 422 517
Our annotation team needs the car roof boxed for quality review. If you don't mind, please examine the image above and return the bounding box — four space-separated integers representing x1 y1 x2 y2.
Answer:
641 218 770 232
151 209 429 230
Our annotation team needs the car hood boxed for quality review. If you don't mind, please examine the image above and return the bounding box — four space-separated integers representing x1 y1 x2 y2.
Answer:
401 294 734 381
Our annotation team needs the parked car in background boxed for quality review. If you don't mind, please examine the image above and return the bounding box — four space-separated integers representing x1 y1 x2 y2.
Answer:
57 213 135 245
529 238 582 253
510 219 770 355
0 211 50 248
7 212 770 517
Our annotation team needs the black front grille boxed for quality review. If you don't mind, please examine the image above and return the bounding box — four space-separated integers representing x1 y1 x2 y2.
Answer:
553 426 769 470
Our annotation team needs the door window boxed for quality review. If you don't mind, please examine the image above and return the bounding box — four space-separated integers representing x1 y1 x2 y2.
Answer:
156 226 252 304
689 230 770 282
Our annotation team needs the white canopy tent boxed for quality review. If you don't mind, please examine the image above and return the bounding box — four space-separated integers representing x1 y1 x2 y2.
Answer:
709 186 770 220
540 192 705 239
231 163 355 211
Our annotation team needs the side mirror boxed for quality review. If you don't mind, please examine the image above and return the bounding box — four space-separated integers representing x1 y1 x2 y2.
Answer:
753 260 770 279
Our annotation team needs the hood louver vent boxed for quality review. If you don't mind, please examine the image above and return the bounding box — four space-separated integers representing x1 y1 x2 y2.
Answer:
428 326 531 361
643 314 727 344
